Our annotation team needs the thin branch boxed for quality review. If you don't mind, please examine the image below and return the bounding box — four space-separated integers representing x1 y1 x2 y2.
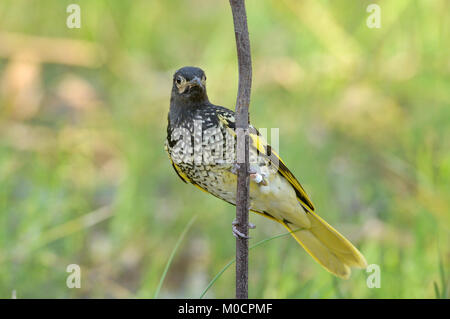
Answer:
199 229 303 299
229 0 252 299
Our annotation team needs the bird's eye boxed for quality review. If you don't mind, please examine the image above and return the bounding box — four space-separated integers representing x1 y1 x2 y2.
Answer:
176 76 184 85
202 75 206 82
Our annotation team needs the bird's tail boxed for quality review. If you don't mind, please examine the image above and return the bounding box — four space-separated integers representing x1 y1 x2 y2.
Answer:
280 210 367 279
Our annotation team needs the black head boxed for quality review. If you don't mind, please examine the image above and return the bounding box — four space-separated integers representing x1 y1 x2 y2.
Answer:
172 66 208 104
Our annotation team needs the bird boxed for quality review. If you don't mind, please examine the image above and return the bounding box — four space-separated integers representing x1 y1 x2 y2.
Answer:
165 66 367 279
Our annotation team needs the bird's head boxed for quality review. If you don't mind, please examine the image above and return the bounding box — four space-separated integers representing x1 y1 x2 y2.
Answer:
172 66 208 103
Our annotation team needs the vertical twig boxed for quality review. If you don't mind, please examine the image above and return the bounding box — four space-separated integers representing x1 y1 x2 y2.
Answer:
229 0 252 299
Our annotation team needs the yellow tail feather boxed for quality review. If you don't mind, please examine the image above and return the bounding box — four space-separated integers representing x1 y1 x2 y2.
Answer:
279 212 367 279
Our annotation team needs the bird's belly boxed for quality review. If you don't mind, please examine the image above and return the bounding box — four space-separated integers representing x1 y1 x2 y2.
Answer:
178 163 238 204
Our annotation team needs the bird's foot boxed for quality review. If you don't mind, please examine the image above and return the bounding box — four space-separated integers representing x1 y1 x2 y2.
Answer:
232 219 256 239
249 166 269 186
231 163 240 175
232 163 268 186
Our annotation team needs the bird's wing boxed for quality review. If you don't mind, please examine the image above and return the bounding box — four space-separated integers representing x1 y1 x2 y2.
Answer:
216 109 315 212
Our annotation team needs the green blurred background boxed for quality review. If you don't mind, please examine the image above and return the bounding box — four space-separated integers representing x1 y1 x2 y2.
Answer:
0 0 449 298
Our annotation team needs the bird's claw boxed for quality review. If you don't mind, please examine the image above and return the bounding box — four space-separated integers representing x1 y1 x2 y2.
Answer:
249 166 269 186
232 225 249 239
250 172 268 186
232 163 269 186
232 219 256 239
231 163 241 175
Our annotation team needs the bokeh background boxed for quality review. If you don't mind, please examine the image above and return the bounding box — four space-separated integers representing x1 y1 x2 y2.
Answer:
0 0 449 298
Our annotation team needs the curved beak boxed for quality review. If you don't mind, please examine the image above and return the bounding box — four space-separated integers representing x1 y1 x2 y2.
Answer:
189 76 204 91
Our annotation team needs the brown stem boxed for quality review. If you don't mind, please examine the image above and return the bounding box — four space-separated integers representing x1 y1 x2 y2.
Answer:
229 0 252 299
